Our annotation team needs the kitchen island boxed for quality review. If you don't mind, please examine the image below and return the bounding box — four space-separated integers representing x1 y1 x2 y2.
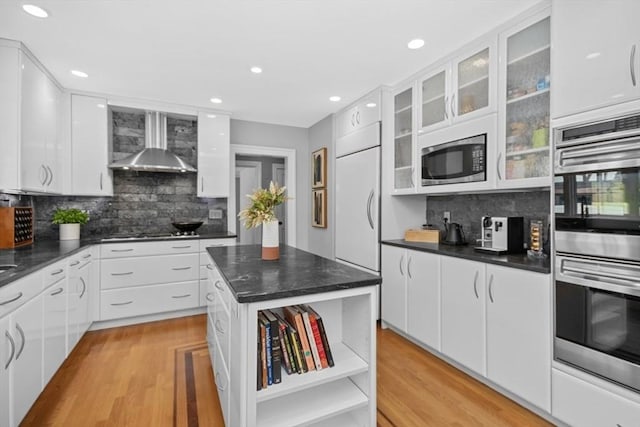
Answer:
205 244 380 427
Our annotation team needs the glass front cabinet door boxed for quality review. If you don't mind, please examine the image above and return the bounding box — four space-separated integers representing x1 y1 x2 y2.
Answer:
497 12 551 188
393 83 416 193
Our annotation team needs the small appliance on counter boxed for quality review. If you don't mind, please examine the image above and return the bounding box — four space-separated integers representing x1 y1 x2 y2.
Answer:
474 216 524 254
0 207 34 249
442 219 467 246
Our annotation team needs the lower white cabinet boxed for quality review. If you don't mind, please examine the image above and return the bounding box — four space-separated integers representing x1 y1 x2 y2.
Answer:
552 368 640 427
199 238 236 307
0 316 10 427
68 251 91 351
10 292 44 427
486 265 550 411
43 277 68 385
441 257 486 376
381 245 440 350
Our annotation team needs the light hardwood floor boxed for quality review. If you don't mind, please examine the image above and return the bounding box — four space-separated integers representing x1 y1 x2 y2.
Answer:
23 315 552 426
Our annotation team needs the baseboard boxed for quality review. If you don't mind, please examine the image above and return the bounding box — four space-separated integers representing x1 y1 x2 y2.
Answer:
89 306 207 331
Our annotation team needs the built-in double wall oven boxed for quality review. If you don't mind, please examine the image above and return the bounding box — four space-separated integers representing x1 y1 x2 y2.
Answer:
554 113 640 392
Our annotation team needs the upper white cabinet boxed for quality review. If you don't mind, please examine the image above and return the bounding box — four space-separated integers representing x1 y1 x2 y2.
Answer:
336 90 382 138
0 45 21 192
552 0 640 118
392 82 417 193
497 12 551 188
197 113 230 198
68 94 113 196
419 41 497 133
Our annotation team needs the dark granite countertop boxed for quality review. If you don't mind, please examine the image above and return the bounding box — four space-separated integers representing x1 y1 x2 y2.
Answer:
207 244 382 303
382 240 550 274
0 232 237 288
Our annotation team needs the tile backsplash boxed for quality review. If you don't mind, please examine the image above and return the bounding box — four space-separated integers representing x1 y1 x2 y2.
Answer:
426 190 550 246
30 110 228 240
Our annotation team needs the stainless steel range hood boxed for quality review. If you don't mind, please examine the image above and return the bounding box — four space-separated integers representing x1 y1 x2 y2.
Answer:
109 111 197 173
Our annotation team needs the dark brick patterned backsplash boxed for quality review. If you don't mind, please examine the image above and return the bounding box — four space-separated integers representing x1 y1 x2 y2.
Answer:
426 191 550 246
31 111 227 240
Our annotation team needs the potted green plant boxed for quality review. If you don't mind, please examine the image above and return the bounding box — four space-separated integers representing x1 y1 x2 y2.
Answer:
52 208 89 240
238 181 288 260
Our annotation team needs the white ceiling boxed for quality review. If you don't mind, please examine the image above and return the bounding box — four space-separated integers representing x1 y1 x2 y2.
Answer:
0 0 540 128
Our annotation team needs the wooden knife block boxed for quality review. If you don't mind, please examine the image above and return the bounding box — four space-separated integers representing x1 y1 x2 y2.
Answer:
404 229 440 243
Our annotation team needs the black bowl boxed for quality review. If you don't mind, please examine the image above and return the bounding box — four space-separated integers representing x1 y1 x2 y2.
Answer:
171 221 203 232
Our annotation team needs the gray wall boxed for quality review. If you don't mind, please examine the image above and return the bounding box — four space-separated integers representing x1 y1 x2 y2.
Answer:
307 114 334 259
230 119 310 251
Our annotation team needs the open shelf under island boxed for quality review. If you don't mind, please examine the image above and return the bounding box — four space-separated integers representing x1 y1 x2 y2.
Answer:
204 244 381 427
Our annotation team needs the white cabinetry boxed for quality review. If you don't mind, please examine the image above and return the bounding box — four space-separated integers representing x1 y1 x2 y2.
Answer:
552 368 640 427
380 245 406 331
0 316 10 427
42 265 68 385
552 0 640 118
197 113 230 198
485 264 550 411
67 249 92 351
336 91 381 138
392 83 417 193
497 11 551 188
441 257 486 375
68 94 113 196
199 238 236 307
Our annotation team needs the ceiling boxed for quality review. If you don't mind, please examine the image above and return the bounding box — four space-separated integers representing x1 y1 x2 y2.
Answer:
0 0 540 128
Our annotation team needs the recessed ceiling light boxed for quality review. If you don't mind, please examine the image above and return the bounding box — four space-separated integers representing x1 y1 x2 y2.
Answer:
22 4 48 18
329 96 341 102
71 70 88 78
210 98 222 104
250 66 263 74
206 114 217 118
407 39 425 50
366 103 377 108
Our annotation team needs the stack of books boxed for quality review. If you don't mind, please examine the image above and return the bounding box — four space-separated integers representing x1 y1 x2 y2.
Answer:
257 305 335 390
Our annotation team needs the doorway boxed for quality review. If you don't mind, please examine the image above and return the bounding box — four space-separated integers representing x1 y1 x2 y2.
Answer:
235 160 262 245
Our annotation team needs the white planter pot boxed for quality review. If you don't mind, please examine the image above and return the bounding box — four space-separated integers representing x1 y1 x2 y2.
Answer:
261 219 279 260
59 223 81 241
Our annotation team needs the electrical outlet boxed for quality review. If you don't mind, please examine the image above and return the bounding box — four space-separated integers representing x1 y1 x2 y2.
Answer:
208 209 223 219
443 211 451 222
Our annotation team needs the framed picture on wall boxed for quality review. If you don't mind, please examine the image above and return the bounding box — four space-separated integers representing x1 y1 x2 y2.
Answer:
312 147 327 189
312 189 327 228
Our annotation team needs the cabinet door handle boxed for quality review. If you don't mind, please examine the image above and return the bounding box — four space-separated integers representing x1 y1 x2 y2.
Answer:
443 96 449 120
351 112 355 127
407 256 412 279
473 271 479 299
215 371 227 391
100 172 103 191
399 254 405 276
50 287 64 296
631 44 637 87
5 331 15 369
206 264 214 270
79 277 86 299
0 292 23 306
366 189 374 229
356 110 360 124
214 280 225 291
51 268 64 276
206 292 214 302
450 93 456 117
171 266 192 271
171 294 191 299
111 248 133 253
215 319 225 334
171 245 192 249
70 261 80 267
46 165 54 186
496 152 503 181
111 271 133 276
201 177 204 193
110 301 133 306
83 254 92 259
488 274 494 303
39 164 47 185
15 323 25 360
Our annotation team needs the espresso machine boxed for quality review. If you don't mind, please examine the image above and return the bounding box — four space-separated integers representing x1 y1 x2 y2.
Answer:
475 216 524 254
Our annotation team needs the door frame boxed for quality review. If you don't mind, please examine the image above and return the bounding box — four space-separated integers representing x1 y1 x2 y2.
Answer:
228 144 297 247
235 160 263 245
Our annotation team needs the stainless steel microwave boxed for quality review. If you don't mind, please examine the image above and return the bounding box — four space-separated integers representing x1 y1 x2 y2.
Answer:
421 133 486 186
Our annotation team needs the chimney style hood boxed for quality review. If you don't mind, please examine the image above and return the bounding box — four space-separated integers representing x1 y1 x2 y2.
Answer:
109 111 197 173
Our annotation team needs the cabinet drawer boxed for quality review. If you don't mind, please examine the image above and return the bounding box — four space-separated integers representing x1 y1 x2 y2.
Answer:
552 368 640 427
101 254 198 289
208 266 230 310
43 259 67 288
100 280 199 320
199 238 236 253
101 240 199 258
0 271 42 317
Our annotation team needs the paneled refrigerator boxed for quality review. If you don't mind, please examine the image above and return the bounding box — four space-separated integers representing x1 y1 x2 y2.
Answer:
335 122 380 314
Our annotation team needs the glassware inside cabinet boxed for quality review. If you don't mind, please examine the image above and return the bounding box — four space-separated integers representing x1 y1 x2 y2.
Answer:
457 48 490 116
504 17 550 180
394 87 414 190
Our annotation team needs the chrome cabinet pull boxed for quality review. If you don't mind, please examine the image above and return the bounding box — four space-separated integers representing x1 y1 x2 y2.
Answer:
0 292 23 306
46 165 54 186
496 152 503 181
51 268 64 275
110 301 133 306
473 271 479 299
100 172 103 190
39 164 47 185
201 177 204 192
631 44 637 87
356 110 360 124
444 96 449 120
215 319 225 334
5 331 15 369
50 287 63 296
83 254 92 259
70 261 80 267
206 264 214 270
366 190 374 230
488 274 494 303
79 277 86 299
171 294 191 299
172 245 192 249
214 280 225 291
450 93 456 117
215 371 227 391
407 256 413 279
171 266 192 271
111 271 133 276
399 254 404 276
111 248 134 252
15 323 25 360
206 293 214 302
